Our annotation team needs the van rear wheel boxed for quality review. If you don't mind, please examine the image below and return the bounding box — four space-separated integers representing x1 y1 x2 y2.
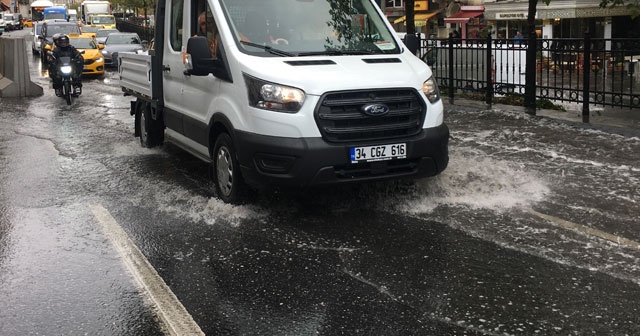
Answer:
137 103 163 148
212 133 248 204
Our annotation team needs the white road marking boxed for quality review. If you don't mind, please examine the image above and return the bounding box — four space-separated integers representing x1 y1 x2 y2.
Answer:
528 209 640 249
91 204 205 336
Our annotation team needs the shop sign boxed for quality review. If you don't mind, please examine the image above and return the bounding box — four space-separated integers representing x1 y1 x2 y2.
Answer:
496 12 528 20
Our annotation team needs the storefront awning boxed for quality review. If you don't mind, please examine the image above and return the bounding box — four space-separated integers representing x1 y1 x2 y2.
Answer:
393 12 438 27
444 10 483 24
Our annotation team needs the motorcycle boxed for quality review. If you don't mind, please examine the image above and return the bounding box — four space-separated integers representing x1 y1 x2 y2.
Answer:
47 50 83 105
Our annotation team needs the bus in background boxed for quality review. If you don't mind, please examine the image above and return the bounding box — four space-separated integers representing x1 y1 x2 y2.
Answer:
30 0 54 22
43 7 67 21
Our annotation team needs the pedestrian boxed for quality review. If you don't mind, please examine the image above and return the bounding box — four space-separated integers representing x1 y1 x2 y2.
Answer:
513 31 525 46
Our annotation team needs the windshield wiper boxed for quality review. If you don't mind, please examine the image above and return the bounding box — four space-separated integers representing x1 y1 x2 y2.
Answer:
240 40 295 57
297 49 378 56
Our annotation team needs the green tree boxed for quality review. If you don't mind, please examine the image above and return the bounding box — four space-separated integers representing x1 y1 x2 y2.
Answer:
598 0 640 17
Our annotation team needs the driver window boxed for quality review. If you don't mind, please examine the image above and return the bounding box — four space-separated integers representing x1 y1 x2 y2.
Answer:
193 2 219 58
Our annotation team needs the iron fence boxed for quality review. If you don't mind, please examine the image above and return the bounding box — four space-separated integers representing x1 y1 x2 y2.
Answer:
115 19 154 45
417 35 640 114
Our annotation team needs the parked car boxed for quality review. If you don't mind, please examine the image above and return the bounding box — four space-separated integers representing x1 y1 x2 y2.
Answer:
94 28 119 44
0 16 5 35
100 32 144 67
2 13 15 31
31 22 43 54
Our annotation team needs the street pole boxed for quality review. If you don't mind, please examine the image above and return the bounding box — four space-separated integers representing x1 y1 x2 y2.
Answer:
524 0 538 115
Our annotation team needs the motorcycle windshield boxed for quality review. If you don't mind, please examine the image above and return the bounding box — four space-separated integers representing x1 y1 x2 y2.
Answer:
59 56 72 64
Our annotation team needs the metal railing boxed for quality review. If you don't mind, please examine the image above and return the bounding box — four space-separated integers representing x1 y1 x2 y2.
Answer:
417 34 640 116
115 19 154 44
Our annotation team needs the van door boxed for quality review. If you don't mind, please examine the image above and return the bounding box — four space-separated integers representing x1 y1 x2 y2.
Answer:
162 0 187 135
179 2 222 148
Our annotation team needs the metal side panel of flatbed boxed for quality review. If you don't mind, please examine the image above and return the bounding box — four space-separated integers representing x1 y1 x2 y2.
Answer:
119 52 153 100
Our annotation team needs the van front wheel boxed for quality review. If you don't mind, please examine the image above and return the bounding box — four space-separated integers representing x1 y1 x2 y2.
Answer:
212 133 248 204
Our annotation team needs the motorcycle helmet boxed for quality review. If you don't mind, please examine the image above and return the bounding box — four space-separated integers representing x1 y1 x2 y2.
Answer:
52 33 61 42
57 35 70 48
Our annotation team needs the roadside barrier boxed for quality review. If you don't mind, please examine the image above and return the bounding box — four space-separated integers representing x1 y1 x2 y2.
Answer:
0 36 43 98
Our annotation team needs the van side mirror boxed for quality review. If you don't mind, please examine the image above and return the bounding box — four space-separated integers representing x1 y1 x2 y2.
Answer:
186 36 232 82
186 36 216 76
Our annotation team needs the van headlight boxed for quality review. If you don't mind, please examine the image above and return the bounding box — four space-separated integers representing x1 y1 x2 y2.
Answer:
244 74 305 113
422 76 440 103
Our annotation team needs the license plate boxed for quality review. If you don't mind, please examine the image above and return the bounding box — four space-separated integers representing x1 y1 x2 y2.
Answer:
350 143 406 163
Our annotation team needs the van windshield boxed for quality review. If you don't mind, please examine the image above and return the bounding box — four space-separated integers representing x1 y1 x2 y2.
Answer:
220 0 400 56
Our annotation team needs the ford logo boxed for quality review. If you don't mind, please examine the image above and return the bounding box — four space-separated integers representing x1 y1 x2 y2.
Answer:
361 103 390 116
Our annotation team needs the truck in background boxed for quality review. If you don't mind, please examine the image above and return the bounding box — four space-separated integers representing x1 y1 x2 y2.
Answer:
79 0 110 24
118 0 449 204
89 14 116 29
67 9 79 24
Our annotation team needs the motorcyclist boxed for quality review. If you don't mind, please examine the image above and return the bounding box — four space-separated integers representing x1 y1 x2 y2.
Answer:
49 34 84 96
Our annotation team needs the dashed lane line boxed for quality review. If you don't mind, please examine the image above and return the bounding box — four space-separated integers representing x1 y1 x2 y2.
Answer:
528 209 640 249
91 204 205 336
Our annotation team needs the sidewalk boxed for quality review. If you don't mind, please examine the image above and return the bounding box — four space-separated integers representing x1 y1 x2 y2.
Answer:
445 98 640 138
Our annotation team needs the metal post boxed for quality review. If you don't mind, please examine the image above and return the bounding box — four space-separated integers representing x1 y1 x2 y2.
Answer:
486 35 493 107
582 31 591 123
448 33 454 104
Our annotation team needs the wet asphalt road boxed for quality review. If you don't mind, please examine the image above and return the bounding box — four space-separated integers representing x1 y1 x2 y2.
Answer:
1 29 639 335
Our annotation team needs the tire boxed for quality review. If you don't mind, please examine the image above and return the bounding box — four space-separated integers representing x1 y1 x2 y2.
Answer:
212 133 248 204
63 80 71 105
137 103 163 148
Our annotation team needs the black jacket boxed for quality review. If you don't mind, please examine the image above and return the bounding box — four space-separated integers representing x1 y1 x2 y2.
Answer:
52 45 83 65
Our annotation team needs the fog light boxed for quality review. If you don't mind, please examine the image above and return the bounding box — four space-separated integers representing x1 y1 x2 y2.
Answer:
254 154 295 174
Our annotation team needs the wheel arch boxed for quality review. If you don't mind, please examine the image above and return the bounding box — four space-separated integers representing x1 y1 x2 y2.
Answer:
208 112 236 157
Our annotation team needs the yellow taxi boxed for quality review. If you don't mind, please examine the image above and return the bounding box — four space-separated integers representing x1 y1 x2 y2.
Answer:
68 33 105 76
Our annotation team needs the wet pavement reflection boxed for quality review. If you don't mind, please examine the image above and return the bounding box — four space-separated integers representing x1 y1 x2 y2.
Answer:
1 29 639 335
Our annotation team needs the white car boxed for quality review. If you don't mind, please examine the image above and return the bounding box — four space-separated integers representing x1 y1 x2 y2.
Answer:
2 13 15 31
31 22 43 54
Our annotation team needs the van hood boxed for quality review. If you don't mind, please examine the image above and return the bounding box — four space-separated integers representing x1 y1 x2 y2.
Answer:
241 54 432 96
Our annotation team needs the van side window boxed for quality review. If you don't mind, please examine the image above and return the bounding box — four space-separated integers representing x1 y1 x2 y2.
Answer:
193 3 219 58
170 0 184 51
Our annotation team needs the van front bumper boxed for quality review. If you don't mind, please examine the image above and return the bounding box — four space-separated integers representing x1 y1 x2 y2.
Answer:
234 124 449 188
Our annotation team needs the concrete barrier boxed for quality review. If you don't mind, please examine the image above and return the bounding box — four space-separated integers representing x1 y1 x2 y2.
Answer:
0 36 44 98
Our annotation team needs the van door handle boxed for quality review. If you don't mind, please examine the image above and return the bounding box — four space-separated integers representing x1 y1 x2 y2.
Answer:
162 65 171 72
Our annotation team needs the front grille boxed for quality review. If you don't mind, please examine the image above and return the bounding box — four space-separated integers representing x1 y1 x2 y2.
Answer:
315 89 425 143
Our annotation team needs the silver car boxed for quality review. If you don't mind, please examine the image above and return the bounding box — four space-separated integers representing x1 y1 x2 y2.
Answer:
100 32 145 67
94 28 119 44
31 22 43 54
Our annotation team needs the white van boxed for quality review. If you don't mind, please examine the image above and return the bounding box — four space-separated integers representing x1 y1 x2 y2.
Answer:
119 0 449 203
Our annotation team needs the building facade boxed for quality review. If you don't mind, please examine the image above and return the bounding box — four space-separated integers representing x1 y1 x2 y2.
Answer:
382 0 640 40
